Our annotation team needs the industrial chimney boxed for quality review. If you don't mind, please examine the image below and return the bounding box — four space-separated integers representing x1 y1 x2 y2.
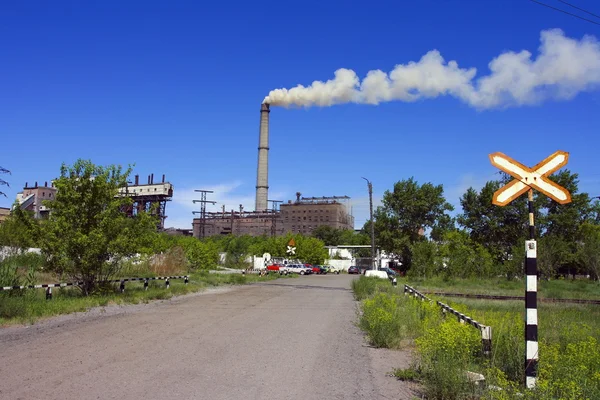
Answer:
255 103 270 211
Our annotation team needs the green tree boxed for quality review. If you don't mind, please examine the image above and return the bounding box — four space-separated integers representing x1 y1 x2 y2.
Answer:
409 240 439 279
178 237 219 270
0 206 41 249
372 177 454 271
438 230 494 279
538 235 572 278
457 177 529 266
577 223 600 280
0 166 9 197
312 225 342 245
41 160 157 294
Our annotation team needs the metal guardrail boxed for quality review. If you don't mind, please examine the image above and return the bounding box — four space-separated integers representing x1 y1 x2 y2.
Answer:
1 275 189 299
403 284 434 302
403 284 492 356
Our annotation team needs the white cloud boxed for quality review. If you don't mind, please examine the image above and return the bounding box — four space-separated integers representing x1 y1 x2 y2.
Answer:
264 29 600 109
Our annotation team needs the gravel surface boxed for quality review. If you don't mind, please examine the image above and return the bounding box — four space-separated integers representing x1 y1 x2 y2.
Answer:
0 274 417 400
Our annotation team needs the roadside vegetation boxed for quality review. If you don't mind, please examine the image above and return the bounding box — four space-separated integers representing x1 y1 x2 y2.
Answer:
0 269 286 326
353 276 600 399
1 160 316 325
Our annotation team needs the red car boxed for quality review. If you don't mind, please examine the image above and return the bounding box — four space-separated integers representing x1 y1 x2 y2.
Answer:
267 264 283 271
305 264 321 274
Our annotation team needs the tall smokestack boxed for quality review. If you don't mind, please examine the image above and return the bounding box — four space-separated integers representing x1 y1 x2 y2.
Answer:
255 103 270 211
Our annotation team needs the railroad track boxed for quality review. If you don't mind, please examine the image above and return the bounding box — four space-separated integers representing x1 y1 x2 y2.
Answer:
421 291 600 305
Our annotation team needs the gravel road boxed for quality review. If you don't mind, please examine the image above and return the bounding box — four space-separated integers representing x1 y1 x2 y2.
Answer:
0 274 416 400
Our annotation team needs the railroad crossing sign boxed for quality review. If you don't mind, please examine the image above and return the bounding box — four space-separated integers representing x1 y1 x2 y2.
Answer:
489 151 572 206
286 238 296 256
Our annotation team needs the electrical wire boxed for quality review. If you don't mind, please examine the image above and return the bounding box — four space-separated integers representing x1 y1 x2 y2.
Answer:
558 0 600 20
528 0 600 25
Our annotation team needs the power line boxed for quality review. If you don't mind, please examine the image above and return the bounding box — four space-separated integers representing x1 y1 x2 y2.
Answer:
528 0 600 26
558 0 600 20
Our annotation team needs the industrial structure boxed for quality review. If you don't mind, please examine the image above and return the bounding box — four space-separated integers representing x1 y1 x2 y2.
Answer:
15 181 57 219
191 103 355 238
12 174 173 229
117 174 173 229
192 193 353 238
280 194 354 235
255 103 270 211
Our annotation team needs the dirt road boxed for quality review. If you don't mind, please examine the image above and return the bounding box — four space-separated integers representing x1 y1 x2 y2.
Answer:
0 274 416 399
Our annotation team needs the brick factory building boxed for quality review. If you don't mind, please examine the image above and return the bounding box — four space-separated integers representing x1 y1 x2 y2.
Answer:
280 196 354 235
15 181 58 219
192 194 354 238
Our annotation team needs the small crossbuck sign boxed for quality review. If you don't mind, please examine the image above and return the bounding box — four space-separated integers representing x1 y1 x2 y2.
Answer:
286 238 296 255
489 151 572 206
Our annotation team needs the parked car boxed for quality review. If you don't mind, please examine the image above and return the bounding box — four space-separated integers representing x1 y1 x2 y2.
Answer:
348 266 360 274
305 264 322 274
286 264 313 275
323 265 340 274
266 264 282 272
381 267 397 277
313 265 328 274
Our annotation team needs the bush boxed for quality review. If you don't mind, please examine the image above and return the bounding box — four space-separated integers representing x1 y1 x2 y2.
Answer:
352 276 394 301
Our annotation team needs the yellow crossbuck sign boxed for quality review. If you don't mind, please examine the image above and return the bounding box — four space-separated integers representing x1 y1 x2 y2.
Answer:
489 151 572 206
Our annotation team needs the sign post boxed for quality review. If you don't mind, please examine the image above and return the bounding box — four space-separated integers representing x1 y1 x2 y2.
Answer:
286 238 296 258
489 151 571 389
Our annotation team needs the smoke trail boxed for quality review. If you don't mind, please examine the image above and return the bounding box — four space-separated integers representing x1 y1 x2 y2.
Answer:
263 29 600 109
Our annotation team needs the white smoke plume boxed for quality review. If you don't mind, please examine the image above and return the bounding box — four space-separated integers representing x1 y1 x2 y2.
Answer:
263 29 600 109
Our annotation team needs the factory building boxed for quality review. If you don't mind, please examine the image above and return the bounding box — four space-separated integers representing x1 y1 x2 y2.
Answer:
15 182 58 219
191 103 355 239
192 194 353 238
13 174 173 229
280 195 354 235
193 210 283 238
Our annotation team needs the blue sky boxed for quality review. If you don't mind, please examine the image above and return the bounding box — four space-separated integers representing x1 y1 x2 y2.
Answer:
1 0 600 229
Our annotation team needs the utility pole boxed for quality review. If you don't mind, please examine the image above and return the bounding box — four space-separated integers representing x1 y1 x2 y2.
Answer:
362 177 376 270
268 199 282 237
192 190 216 239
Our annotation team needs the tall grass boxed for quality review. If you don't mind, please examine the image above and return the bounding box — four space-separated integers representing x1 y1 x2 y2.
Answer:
354 277 600 399
407 276 600 300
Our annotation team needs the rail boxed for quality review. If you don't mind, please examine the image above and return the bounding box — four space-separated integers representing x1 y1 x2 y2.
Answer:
403 285 492 356
1 276 189 299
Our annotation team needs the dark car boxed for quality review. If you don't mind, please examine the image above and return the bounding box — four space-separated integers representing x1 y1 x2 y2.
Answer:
348 266 360 274
382 267 398 277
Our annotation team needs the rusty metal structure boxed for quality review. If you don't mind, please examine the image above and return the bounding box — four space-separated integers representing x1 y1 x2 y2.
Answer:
120 174 173 229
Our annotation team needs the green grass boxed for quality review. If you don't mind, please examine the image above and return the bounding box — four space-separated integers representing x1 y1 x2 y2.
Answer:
405 275 600 300
0 270 289 326
353 276 600 399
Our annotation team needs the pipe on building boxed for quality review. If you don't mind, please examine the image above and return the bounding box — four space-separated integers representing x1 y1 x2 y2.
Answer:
255 103 270 211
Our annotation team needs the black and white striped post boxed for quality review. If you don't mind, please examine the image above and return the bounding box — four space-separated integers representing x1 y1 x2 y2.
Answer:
490 150 572 390
525 190 538 388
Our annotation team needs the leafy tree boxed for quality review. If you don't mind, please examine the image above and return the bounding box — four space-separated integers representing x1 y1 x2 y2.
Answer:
409 240 439 279
438 230 494 279
178 237 219 269
0 166 9 197
577 223 600 280
248 233 328 265
312 225 342 245
0 206 41 249
372 177 454 271
457 177 529 266
537 235 572 278
41 160 157 294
